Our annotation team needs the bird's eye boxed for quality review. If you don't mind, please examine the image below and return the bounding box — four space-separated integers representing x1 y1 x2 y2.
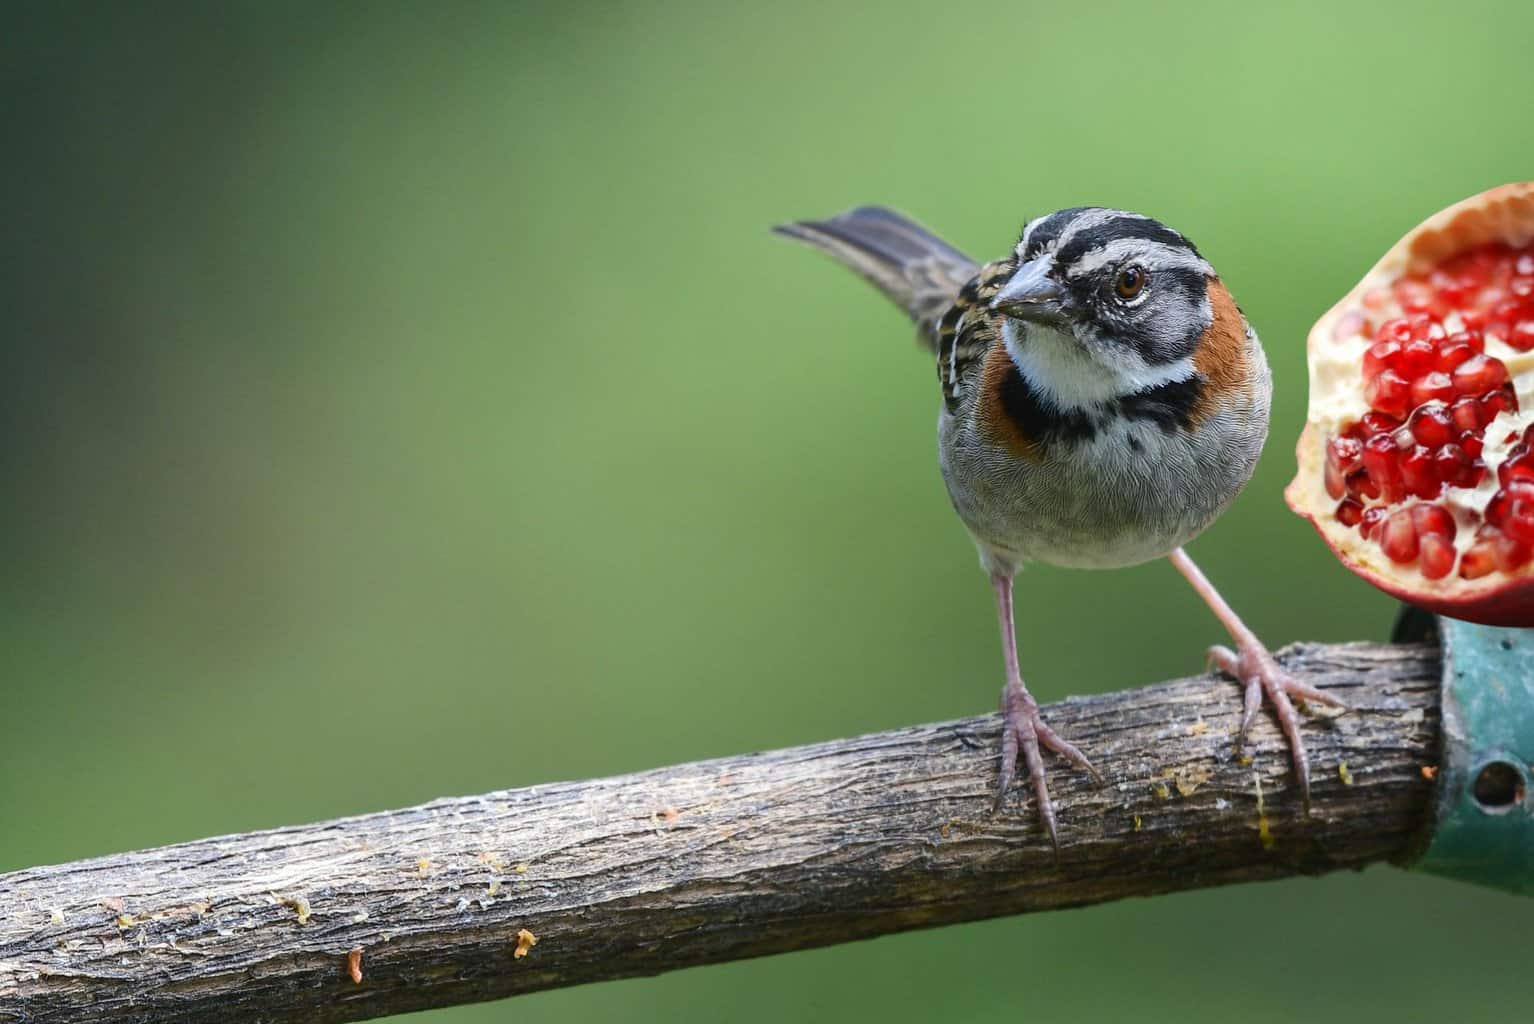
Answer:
1114 265 1148 300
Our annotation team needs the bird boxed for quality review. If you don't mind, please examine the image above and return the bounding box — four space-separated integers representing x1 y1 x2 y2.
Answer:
774 205 1344 847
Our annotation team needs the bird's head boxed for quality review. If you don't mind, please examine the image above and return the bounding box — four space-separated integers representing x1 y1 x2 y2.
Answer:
989 207 1222 408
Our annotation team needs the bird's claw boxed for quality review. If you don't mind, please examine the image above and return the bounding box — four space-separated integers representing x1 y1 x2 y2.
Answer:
994 681 1100 851
1207 642 1346 814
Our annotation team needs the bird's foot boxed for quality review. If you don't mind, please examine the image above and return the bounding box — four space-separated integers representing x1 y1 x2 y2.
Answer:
994 681 1102 850
1207 641 1346 813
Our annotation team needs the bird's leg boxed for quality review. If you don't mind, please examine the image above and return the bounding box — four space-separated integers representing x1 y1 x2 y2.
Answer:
991 572 1100 848
1167 547 1345 812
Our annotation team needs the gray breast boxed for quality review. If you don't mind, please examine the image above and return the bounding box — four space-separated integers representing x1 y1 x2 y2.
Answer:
939 387 1268 575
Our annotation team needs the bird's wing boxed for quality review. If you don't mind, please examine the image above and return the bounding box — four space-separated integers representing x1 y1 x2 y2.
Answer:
935 256 1016 412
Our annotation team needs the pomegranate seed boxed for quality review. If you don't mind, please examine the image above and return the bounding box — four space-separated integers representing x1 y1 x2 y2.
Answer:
1366 368 1412 417
1408 404 1454 447
1511 277 1534 299
1488 481 1534 539
1459 539 1498 579
1335 499 1363 527
1434 275 1470 306
1325 437 1362 499
1435 337 1476 371
1500 483 1534 546
1486 491 1511 528
1498 444 1534 488
1345 468 1380 500
1359 506 1387 539
1399 336 1438 375
1480 383 1519 424
1324 460 1345 499
1517 253 1534 276
1506 320 1534 351
1493 298 1525 328
1403 316 1432 340
1400 445 1440 499
1327 435 1363 471
1462 432 1485 460
1452 354 1509 395
1410 371 1455 406
1363 338 1399 381
1449 397 1484 433
1502 461 1534 489
1411 504 1456 539
1362 434 1401 493
1493 532 1534 571
1380 509 1420 564
1377 318 1413 345
1433 443 1475 488
1419 534 1456 579
1359 412 1402 436
1401 288 1448 318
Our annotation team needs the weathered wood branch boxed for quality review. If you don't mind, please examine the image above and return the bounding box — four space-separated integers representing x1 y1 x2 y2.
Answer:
0 642 1441 1024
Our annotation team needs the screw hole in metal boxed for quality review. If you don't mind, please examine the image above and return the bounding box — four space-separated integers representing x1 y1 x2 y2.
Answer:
1471 761 1525 813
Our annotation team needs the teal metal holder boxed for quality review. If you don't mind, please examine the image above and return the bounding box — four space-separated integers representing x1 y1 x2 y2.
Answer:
1414 618 1534 895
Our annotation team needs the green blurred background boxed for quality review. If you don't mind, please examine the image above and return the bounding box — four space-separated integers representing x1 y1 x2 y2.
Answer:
5 1 1531 1020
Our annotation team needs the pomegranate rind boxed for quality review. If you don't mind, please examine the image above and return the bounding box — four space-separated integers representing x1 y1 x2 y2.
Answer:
1285 183 1534 627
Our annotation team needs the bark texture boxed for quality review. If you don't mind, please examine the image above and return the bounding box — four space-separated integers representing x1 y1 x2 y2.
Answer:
0 642 1442 1024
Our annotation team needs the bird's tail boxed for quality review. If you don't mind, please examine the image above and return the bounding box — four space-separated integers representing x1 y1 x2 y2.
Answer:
773 206 979 348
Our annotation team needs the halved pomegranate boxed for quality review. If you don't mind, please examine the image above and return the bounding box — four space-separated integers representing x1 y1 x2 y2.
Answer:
1286 183 1534 627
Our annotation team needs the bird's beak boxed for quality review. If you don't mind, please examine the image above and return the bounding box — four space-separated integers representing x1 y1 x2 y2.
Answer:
991 257 1065 324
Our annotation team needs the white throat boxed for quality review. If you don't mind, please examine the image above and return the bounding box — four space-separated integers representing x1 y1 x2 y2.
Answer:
1001 320 1197 411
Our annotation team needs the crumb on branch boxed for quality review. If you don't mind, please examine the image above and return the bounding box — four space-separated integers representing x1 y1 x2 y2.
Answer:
1163 764 1212 797
1253 771 1275 850
284 896 312 925
514 928 538 960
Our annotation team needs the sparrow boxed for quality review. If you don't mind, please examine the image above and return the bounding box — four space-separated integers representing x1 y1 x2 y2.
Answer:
775 205 1344 846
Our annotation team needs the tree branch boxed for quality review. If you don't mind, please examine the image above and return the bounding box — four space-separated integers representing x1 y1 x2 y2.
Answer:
0 642 1441 1024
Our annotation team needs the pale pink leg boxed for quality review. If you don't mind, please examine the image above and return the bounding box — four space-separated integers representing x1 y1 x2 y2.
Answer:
1168 548 1345 811
991 573 1101 849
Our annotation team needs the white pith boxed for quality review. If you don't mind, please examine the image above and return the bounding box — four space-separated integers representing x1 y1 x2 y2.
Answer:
1290 183 1534 593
